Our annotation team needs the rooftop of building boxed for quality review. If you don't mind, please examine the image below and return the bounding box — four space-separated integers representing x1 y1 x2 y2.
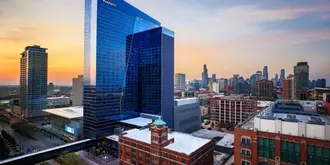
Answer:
240 100 330 140
191 129 226 139
122 128 211 155
47 96 70 100
216 134 234 148
257 101 273 108
43 106 83 119
174 97 199 106
119 117 153 128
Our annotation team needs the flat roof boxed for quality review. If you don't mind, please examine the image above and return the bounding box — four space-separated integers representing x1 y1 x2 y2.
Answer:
120 117 153 127
43 106 83 119
257 101 273 107
191 129 226 139
123 128 211 155
241 100 330 130
216 134 234 148
106 135 119 142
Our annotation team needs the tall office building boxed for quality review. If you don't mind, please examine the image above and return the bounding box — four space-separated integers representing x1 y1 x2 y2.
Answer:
212 74 216 82
175 73 186 90
123 27 174 127
280 69 285 86
47 83 54 97
316 79 326 88
282 75 295 100
219 78 228 91
275 73 278 86
250 71 262 96
294 62 309 100
263 66 268 80
71 75 83 106
84 0 174 138
201 64 208 88
20 45 48 120
256 79 273 98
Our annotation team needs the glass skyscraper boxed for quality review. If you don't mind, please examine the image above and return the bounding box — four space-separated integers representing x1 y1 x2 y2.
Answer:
84 0 174 138
20 45 48 120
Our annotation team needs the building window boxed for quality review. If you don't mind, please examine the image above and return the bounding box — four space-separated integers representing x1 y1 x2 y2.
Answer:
170 154 176 160
307 144 330 165
241 160 250 165
258 138 275 160
281 141 300 164
181 158 185 163
242 149 251 158
241 137 251 146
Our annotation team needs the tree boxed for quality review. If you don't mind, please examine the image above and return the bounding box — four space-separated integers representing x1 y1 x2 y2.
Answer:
39 162 52 165
56 152 88 165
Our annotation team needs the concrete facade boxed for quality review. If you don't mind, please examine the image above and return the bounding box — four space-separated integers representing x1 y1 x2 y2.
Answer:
174 98 201 133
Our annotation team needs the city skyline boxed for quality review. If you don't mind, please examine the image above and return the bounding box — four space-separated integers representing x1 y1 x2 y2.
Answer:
1 0 330 85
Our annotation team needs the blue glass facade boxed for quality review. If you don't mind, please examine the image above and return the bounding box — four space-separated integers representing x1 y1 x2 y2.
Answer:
84 0 173 138
124 27 174 129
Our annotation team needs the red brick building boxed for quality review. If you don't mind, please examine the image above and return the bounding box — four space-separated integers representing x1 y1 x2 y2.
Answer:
234 100 330 165
256 80 273 99
282 76 294 100
210 97 258 125
118 120 214 165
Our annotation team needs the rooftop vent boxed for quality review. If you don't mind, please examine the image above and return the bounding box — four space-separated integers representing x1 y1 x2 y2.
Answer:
283 114 299 122
307 116 325 125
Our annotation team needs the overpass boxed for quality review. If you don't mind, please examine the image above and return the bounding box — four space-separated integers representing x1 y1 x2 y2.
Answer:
0 139 96 165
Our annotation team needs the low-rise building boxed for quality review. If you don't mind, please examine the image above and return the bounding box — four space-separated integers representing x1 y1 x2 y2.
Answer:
47 96 70 108
174 98 201 133
43 106 83 141
210 96 258 125
118 120 214 165
235 100 330 165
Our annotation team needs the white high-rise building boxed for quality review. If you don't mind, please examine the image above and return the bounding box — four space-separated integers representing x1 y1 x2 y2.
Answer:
71 75 83 106
212 82 220 93
175 73 186 90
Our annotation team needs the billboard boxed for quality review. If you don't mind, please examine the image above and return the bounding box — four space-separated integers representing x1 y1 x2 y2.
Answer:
65 125 75 134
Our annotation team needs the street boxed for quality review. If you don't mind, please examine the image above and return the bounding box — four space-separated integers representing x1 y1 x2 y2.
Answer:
0 120 64 155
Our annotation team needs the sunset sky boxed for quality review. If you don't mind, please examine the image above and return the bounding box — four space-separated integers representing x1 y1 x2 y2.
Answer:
0 0 330 85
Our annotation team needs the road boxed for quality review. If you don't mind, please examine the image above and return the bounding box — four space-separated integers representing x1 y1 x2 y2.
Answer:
0 120 64 154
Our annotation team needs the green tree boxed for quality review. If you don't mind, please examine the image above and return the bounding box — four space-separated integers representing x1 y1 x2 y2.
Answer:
56 152 88 165
39 162 52 165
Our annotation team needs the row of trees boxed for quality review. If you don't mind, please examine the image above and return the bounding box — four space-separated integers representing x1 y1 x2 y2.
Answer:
0 138 10 159
55 152 88 165
1 130 17 146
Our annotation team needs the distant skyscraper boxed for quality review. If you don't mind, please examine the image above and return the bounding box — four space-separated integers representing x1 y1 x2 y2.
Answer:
250 71 262 96
256 80 273 98
280 69 285 86
219 78 228 91
175 73 186 90
315 79 326 88
84 0 168 138
294 62 309 100
20 45 48 120
263 66 268 80
47 83 54 97
202 64 208 88
283 75 295 100
275 73 279 86
71 75 83 106
212 74 216 82
189 79 200 91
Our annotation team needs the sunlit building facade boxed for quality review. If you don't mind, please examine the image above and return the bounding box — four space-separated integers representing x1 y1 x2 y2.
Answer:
84 0 173 138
